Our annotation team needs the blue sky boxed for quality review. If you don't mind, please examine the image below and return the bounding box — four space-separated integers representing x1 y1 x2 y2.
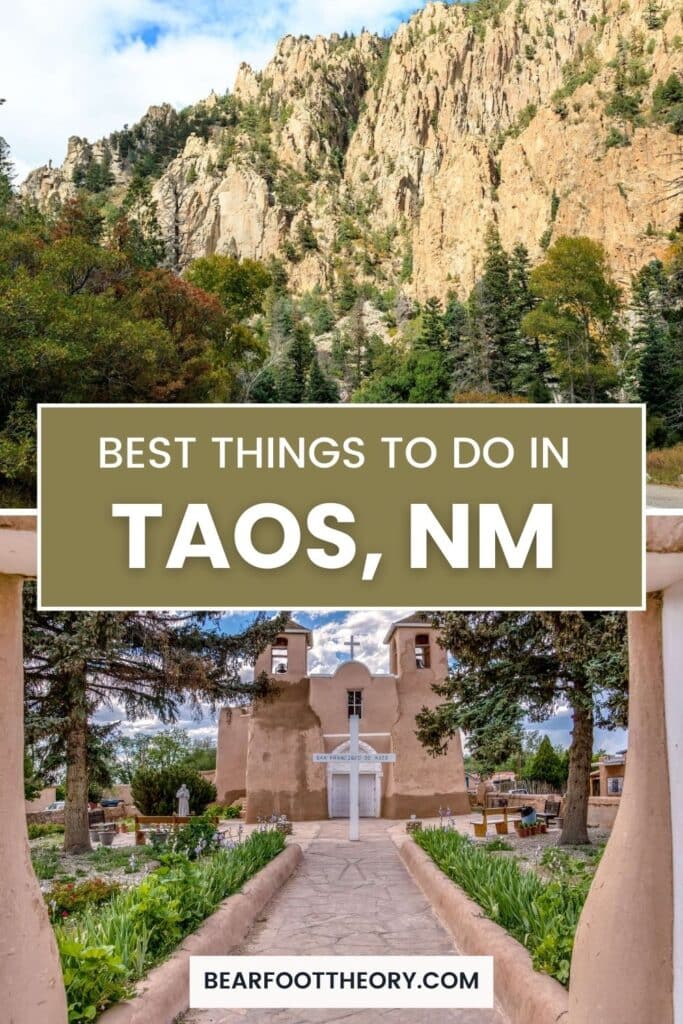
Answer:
1 0 422 180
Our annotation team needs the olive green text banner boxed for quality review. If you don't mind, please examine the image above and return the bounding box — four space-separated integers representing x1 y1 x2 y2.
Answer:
38 404 644 609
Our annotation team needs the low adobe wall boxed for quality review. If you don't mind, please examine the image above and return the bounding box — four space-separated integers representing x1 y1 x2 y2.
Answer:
396 836 568 1024
27 806 127 827
587 796 621 829
99 843 302 1024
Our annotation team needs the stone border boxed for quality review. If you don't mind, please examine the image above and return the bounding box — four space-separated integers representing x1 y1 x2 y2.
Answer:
99 843 303 1024
395 835 568 1024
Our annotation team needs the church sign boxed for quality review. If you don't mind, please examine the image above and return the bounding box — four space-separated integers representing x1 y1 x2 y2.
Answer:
313 753 396 764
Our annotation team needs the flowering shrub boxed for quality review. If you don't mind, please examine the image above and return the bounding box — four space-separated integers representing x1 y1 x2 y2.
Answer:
48 877 122 922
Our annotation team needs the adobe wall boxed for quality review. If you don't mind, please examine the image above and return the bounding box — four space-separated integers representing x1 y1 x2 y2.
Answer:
310 661 398 737
569 594 673 1024
214 707 249 805
24 786 57 813
383 628 469 818
587 797 621 829
245 678 327 822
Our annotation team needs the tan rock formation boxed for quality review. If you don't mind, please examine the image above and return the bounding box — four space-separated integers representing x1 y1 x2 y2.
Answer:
22 0 683 297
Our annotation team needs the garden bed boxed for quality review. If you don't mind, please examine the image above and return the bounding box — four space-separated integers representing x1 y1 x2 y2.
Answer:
30 832 160 895
414 827 603 987
49 828 286 1023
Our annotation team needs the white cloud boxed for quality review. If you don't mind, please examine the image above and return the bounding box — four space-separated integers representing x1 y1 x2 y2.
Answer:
1 0 418 177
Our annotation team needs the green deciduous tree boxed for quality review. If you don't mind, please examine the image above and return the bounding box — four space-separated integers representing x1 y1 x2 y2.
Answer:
522 237 627 402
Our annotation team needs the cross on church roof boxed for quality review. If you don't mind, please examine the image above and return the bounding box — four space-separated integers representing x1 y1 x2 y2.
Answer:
342 633 365 660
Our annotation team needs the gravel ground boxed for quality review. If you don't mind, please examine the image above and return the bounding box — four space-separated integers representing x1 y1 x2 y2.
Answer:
30 833 159 894
470 825 610 875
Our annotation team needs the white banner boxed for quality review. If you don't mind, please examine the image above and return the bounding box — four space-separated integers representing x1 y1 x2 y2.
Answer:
190 956 494 1009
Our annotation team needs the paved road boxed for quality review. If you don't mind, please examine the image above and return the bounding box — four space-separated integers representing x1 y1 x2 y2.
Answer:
184 821 506 1024
647 484 683 510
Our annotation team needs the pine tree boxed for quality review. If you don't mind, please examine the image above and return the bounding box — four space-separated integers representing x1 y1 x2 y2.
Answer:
23 591 288 853
509 244 553 401
347 298 368 390
306 355 339 402
416 611 628 845
278 322 315 402
634 258 680 445
418 297 445 350
480 225 517 393
0 135 14 210
524 735 565 790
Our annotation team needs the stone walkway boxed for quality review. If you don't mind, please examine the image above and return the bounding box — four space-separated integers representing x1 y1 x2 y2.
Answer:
184 821 506 1024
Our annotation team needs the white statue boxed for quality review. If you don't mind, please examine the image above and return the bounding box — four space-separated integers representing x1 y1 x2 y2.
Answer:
176 783 190 816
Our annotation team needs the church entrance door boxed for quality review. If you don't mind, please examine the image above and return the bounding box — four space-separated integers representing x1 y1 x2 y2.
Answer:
327 740 382 818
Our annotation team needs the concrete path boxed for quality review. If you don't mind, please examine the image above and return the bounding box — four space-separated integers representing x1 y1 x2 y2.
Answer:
184 820 505 1024
647 484 683 510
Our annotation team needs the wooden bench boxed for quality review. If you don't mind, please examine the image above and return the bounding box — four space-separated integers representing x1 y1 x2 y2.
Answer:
134 814 191 846
469 806 521 837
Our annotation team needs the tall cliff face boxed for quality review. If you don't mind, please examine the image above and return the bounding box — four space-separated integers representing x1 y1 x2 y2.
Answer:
22 0 683 298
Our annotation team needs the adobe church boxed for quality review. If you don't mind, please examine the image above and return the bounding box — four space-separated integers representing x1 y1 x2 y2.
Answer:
214 614 469 822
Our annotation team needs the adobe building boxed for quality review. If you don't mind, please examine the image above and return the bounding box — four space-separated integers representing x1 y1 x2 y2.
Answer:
215 615 470 822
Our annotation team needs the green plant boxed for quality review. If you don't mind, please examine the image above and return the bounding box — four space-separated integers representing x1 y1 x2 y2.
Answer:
414 828 596 986
48 878 122 922
28 822 65 839
58 937 130 1023
605 126 630 148
651 73 683 134
168 816 220 860
86 845 157 872
483 837 513 852
32 848 61 880
55 831 285 1021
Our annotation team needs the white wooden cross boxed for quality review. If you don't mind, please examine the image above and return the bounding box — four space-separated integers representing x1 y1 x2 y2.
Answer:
312 715 396 842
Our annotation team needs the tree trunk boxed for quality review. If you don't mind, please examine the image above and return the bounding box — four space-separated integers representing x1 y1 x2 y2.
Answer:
63 678 91 854
560 693 593 845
